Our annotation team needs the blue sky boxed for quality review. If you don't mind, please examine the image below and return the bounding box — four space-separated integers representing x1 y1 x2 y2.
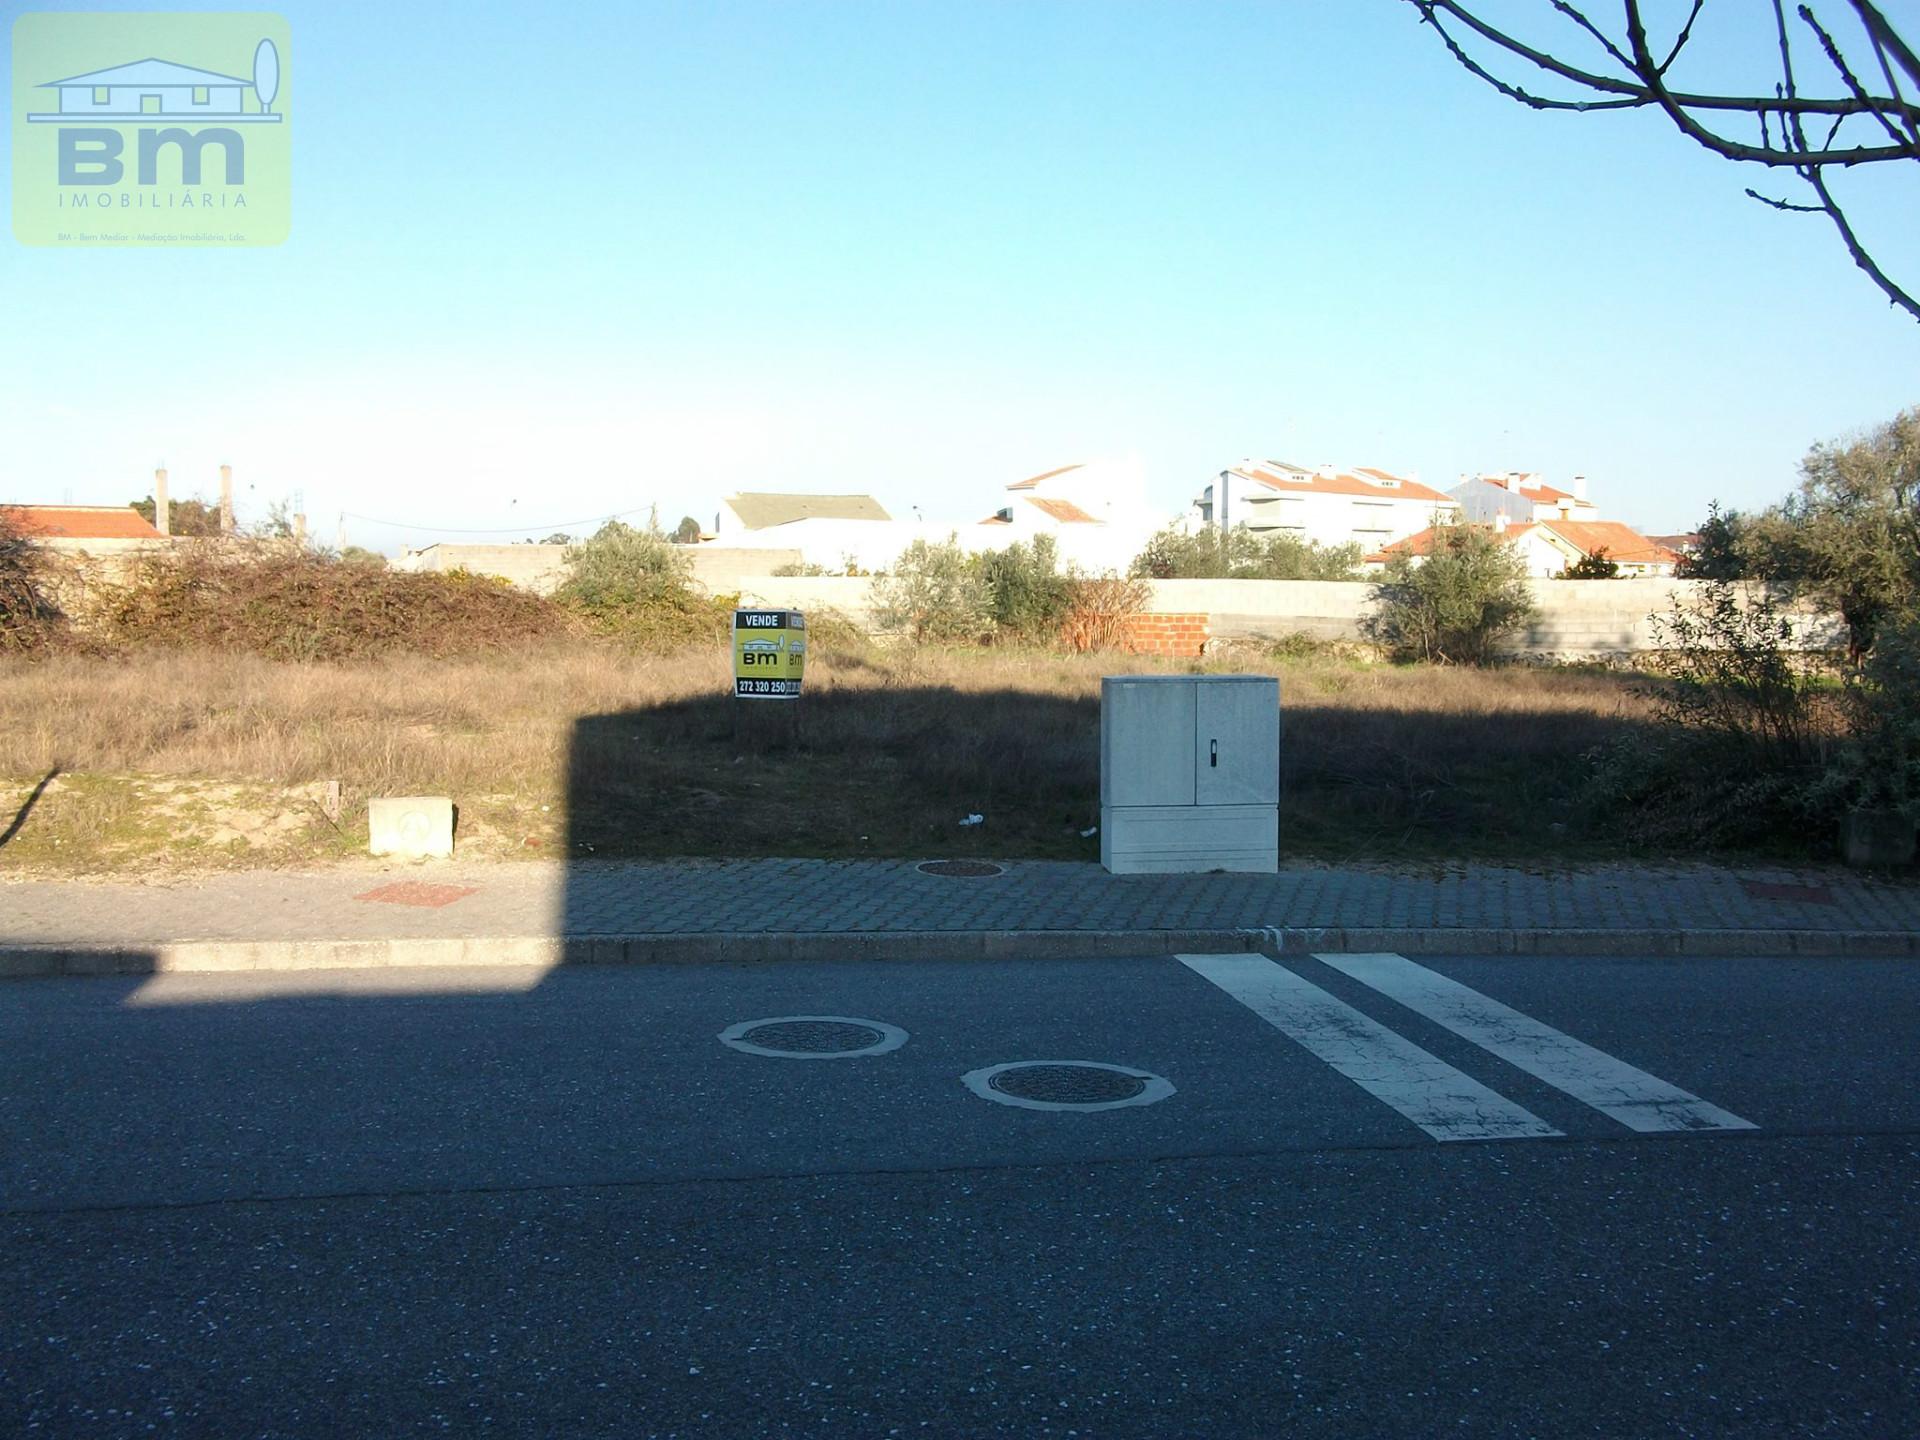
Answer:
3 0 1916 552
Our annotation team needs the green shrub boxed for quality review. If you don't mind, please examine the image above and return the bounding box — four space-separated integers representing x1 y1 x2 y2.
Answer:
1362 527 1536 665
556 520 693 610
1131 523 1361 580
869 536 993 644
1813 612 1920 820
1560 549 1620 579
1583 581 1843 850
552 519 732 649
977 535 1075 642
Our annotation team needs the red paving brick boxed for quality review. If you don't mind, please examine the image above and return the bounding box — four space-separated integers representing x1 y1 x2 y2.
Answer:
354 882 480 909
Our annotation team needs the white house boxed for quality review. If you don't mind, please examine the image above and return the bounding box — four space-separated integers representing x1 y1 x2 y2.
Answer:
696 460 1168 574
1196 461 1459 553
1372 516 1682 578
971 459 1162 571
36 58 250 119
1450 472 1601 525
713 492 891 538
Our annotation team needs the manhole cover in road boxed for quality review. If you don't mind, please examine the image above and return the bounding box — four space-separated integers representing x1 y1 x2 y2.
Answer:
719 1016 909 1059
917 860 1005 878
962 1061 1175 1112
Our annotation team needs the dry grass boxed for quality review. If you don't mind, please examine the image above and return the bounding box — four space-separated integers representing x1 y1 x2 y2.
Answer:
0 642 1664 873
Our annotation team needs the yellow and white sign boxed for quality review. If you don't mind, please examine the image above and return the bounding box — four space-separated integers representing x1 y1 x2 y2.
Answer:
733 608 805 699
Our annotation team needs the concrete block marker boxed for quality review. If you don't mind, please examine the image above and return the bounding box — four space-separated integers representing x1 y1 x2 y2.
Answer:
368 797 455 859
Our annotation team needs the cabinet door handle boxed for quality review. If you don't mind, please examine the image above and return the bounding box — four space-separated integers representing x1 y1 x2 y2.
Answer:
1210 739 1218 768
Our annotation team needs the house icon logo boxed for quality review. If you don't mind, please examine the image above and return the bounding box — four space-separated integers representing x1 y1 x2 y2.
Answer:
26 42 283 125
11 13 291 247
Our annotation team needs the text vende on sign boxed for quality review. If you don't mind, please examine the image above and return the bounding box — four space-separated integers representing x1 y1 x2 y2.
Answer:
732 609 805 699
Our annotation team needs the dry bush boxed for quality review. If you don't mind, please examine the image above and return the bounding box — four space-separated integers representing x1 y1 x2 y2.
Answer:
0 512 65 657
96 544 565 660
1059 575 1151 652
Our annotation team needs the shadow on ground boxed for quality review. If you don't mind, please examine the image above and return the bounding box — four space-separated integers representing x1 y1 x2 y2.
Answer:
560 682 1660 870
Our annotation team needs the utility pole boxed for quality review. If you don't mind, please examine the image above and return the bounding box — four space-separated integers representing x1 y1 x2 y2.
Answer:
153 466 170 537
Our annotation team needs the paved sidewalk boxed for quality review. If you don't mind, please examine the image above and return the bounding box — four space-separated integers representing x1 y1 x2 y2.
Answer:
2 857 1917 973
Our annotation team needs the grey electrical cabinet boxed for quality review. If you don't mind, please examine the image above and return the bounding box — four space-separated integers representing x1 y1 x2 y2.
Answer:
1100 675 1279 874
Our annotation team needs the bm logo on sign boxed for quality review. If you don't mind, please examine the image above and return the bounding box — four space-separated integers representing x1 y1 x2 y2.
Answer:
13 12 290 246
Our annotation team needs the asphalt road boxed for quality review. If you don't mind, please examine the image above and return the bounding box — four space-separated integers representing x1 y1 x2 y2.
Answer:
2 953 1916 1438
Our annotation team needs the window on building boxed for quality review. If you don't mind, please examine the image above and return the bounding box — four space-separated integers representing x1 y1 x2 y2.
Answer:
193 86 210 105
93 87 109 104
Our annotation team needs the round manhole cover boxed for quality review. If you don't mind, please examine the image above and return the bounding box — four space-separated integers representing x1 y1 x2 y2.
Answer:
962 1061 1174 1112
917 860 1005 878
719 1015 909 1060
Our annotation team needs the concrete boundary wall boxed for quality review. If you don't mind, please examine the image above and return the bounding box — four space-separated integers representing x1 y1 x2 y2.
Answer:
731 575 1842 660
397 543 804 597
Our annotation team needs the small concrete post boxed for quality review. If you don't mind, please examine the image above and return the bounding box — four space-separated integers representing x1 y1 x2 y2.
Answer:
153 467 170 537
368 796 455 859
219 464 234 534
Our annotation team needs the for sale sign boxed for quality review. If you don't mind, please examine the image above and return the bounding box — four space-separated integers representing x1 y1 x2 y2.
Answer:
732 609 805 699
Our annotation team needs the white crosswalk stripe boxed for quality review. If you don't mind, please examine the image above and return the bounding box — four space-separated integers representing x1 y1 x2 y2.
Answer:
1176 954 1562 1142
1319 953 1757 1134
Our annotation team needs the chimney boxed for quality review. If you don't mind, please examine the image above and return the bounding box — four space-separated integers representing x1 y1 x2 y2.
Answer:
219 464 234 533
1494 513 1509 533
1571 473 1588 501
153 467 170 537
294 511 307 546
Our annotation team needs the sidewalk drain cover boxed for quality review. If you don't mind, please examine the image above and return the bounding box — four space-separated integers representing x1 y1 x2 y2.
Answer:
962 1061 1175 1112
917 860 1004 878
719 1015 909 1060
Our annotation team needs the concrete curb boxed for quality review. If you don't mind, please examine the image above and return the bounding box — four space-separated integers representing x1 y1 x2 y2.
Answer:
1 925 1916 978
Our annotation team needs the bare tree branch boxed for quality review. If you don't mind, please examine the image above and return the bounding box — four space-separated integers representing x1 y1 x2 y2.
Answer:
1407 0 1920 321
1801 159 1920 320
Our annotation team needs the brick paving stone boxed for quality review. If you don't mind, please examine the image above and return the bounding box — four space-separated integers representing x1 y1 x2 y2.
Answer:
0 857 1916 948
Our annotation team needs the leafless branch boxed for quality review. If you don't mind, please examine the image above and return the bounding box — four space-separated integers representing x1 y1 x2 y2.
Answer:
1408 0 1920 320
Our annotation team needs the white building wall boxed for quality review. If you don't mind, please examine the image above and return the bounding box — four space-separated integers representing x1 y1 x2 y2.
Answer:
1453 476 1600 525
1207 471 1454 551
708 516 1155 576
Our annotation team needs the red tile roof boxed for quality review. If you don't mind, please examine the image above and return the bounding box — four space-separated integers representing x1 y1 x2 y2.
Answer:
1376 520 1678 569
1 504 162 540
1006 464 1084 492
1237 465 1454 504
1027 497 1098 524
1535 520 1679 566
1374 526 1446 559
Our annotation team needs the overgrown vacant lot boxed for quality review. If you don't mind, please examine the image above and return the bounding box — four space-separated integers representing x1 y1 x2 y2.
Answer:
0 643 1665 874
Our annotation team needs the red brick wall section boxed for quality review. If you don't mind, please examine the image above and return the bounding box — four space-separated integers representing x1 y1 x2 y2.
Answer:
1119 612 1209 656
